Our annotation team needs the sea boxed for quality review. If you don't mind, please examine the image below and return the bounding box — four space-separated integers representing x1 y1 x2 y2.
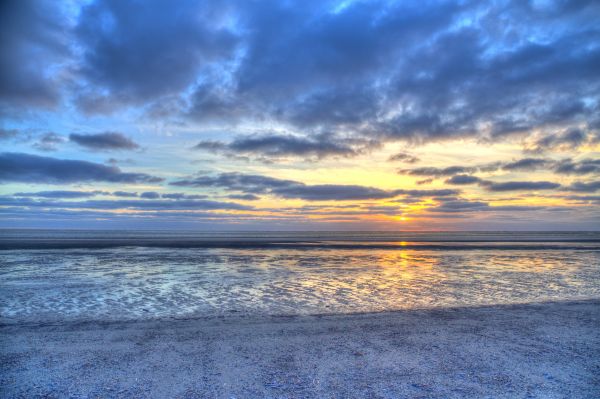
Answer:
1 230 599 324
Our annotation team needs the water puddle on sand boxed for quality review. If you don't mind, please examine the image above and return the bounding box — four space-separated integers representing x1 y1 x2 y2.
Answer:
1 247 599 323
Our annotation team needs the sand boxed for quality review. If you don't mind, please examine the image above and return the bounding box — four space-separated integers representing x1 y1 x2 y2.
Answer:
1 299 599 398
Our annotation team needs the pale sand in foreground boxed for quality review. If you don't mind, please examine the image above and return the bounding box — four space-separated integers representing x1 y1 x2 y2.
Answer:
1 300 599 398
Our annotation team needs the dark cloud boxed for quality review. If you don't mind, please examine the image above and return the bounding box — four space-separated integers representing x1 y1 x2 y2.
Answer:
0 128 19 140
564 194 600 204
403 157 600 182
416 178 433 185
230 0 463 130
388 152 420 163
428 198 547 213
4 0 599 151
395 189 459 198
401 158 557 179
526 128 599 153
0 0 68 110
375 4 591 141
186 82 248 123
75 0 238 109
427 199 490 213
445 175 482 185
0 207 260 224
32 132 65 151
424 169 564 191
193 133 375 160
274 185 396 201
0 197 252 211
69 132 140 151
502 158 551 171
568 181 600 193
161 193 207 200
481 181 561 192
13 190 106 198
171 172 458 201
195 136 334 158
398 166 477 177
282 87 382 130
227 194 261 201
113 191 138 197
140 191 160 199
0 152 163 184
171 173 296 194
554 159 600 175
106 158 136 165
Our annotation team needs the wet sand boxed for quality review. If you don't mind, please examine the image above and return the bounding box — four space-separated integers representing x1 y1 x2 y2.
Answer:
1 299 599 398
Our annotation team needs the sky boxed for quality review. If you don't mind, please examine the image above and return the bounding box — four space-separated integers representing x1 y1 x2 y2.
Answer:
0 0 599 230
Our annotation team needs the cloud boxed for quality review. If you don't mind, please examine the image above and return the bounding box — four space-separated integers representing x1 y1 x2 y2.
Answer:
0 152 162 184
404 157 600 182
13 190 106 198
0 128 19 140
193 133 375 160
230 0 464 132
0 0 69 110
221 0 599 144
1 1 599 230
416 178 433 185
554 159 600 175
441 173 562 191
0 197 252 211
113 191 138 197
3 0 599 151
106 158 136 165
171 172 459 201
568 181 600 193
427 199 491 213
526 128 599 153
388 152 420 163
0 207 259 223
75 0 238 109
399 158 555 178
227 194 261 201
395 189 458 198
32 132 65 151
171 173 296 194
501 158 551 171
161 193 207 200
564 194 600 204
185 82 249 123
428 198 547 213
140 191 160 199
138 191 211 200
274 184 399 201
481 181 561 192
398 166 477 177
445 175 482 185
69 132 140 151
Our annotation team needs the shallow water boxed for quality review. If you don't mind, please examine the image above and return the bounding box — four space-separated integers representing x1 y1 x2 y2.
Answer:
1 230 600 323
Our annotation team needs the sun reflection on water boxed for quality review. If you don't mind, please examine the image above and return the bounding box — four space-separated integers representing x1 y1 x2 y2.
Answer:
1 247 599 323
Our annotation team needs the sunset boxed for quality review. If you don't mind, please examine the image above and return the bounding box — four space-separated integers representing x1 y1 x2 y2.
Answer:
1 0 599 397
1 0 599 230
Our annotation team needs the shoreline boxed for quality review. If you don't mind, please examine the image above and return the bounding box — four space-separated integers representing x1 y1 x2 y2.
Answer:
2 240 600 251
2 299 599 398
1 297 599 328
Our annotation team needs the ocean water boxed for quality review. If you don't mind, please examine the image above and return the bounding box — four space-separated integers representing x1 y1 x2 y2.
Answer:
1 230 599 323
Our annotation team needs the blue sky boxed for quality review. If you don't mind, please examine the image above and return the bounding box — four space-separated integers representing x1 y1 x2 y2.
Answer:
1 0 599 230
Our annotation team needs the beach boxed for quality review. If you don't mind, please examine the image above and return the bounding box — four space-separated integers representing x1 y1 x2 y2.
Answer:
1 231 599 397
2 299 599 398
